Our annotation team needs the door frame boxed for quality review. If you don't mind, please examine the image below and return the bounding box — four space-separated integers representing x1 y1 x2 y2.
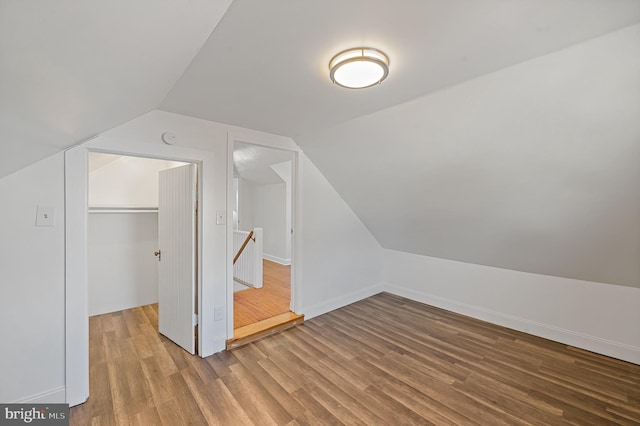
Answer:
65 142 214 407
226 132 301 337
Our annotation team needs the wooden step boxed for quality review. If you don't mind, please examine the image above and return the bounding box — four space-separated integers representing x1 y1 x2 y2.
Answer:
226 311 304 350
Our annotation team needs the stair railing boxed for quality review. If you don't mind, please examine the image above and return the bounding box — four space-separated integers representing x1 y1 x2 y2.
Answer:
233 230 254 265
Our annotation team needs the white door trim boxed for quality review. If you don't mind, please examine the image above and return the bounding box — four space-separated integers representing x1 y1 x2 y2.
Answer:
65 141 215 407
226 131 302 338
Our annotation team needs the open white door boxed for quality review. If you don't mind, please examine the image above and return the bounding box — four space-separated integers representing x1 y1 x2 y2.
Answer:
157 163 197 354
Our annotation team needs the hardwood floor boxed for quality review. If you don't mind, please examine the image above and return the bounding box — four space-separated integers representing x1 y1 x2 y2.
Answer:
71 293 640 425
234 259 291 328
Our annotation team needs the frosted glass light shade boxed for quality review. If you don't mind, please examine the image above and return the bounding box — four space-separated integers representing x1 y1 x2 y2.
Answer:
329 47 389 89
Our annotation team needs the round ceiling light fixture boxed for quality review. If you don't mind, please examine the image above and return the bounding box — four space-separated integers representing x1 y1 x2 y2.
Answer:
329 47 389 89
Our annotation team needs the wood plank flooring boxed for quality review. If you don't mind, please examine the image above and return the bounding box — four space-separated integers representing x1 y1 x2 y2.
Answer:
234 259 290 328
70 292 640 425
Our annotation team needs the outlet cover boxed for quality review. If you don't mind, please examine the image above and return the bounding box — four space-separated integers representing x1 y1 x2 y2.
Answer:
214 306 225 321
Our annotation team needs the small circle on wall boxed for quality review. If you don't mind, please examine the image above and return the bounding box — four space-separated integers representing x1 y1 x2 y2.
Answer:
162 132 176 145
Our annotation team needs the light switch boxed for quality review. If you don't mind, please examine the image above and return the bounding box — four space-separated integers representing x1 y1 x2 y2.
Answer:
36 205 55 227
216 210 225 225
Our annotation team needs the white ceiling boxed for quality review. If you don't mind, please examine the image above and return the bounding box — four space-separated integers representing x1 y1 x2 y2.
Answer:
161 0 640 139
87 152 120 174
0 0 232 178
233 142 293 185
2 1 639 287
301 23 640 288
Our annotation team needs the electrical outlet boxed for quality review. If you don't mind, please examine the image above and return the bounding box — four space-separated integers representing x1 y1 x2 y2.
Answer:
36 205 55 227
214 306 225 321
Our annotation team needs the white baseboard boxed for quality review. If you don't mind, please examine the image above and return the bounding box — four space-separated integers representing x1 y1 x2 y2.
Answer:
233 280 251 293
13 386 66 404
383 283 640 365
263 254 291 266
301 283 385 321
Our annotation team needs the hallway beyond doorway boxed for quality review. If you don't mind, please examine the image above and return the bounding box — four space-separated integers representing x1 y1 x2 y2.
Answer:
234 259 290 328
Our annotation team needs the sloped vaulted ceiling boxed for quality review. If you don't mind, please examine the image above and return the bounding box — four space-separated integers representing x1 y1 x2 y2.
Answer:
2 1 639 287
300 25 640 288
161 0 640 139
0 0 232 178
161 0 640 288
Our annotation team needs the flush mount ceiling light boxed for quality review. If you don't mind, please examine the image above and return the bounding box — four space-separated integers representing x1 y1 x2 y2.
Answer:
329 47 389 89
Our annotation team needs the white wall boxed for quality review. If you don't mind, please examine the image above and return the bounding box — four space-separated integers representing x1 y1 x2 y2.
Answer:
237 177 254 231
88 213 159 316
0 154 66 403
87 155 185 316
271 160 293 263
236 159 293 265
89 154 185 207
296 155 384 318
383 249 640 364
253 183 288 264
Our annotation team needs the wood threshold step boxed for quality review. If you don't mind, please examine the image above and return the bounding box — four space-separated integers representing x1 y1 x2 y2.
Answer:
227 312 304 350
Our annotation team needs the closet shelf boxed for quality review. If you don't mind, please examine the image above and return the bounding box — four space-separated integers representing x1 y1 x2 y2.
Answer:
88 206 158 214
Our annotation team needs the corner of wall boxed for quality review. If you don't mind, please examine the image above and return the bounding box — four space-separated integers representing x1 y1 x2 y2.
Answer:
301 282 386 320
295 151 384 315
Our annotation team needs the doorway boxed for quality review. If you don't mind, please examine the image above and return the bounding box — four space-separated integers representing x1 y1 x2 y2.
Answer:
87 153 197 353
227 140 302 345
65 144 216 407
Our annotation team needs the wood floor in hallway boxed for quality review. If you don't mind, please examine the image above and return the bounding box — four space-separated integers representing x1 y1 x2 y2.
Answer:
70 293 640 425
234 259 291 329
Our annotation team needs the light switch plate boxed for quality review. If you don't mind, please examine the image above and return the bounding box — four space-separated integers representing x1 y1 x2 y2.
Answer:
36 205 55 227
216 210 225 225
